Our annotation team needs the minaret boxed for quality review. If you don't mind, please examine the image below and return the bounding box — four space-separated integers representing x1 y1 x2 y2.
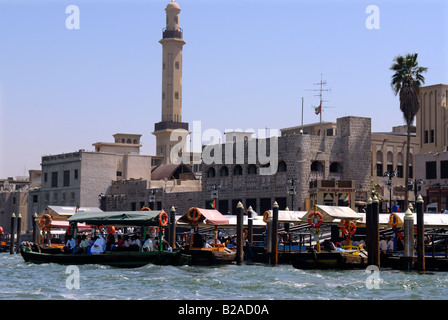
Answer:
153 0 189 165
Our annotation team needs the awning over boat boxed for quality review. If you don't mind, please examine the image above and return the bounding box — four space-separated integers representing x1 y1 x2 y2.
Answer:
178 208 229 226
40 205 103 221
51 220 91 230
357 213 448 228
68 210 165 226
264 210 307 223
302 205 363 224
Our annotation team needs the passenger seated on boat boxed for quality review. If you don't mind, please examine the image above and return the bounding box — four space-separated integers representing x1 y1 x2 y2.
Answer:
192 232 204 248
154 236 170 251
335 243 346 252
323 240 336 252
78 235 91 254
106 234 116 251
142 235 154 251
64 236 77 254
129 235 142 251
117 235 125 248
90 234 106 255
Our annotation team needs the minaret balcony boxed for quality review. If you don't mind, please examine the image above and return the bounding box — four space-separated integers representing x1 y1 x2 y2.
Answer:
162 27 183 39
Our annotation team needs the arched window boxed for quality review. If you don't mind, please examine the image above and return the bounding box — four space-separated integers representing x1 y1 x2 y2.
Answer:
376 150 383 177
220 166 229 177
277 161 287 172
311 161 324 172
387 151 394 172
248 164 257 174
207 167 216 178
330 162 343 173
233 165 243 176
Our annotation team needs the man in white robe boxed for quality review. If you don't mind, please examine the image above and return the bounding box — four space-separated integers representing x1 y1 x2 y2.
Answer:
90 234 106 255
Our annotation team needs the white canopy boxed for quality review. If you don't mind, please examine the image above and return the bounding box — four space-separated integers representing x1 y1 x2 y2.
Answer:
302 205 363 224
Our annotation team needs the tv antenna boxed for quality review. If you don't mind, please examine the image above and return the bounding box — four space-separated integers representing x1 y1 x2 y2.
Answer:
306 73 331 136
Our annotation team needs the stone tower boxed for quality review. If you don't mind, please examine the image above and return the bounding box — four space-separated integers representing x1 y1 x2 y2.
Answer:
153 0 189 165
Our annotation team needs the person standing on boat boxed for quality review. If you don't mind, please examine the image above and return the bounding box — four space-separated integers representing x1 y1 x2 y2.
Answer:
142 235 154 251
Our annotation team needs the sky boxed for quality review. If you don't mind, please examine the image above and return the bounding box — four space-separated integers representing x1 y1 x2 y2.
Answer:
0 0 447 178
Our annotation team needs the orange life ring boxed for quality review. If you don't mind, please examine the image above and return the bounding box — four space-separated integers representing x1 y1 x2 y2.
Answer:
141 206 151 211
389 212 399 229
187 207 202 223
159 211 169 227
308 211 323 228
341 220 357 236
263 211 270 223
39 214 52 234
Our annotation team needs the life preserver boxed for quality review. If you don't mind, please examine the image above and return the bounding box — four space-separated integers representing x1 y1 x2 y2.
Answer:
389 212 399 229
141 206 151 211
159 211 169 227
39 214 52 235
263 211 270 223
341 220 357 237
308 211 323 228
187 207 202 223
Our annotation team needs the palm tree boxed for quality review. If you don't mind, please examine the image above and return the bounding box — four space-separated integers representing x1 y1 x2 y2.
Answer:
390 53 427 209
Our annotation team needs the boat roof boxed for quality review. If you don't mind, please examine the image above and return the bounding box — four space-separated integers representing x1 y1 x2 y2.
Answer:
68 210 165 226
41 205 102 221
303 205 363 223
357 212 448 228
177 208 229 226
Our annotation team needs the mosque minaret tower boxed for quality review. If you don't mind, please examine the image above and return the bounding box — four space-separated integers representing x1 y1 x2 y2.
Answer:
153 0 189 165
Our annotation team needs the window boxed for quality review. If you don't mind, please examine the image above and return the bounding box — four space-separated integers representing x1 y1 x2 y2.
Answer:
376 163 383 177
175 91 179 99
248 164 257 174
326 128 334 136
117 171 122 177
311 161 324 172
207 168 216 178
397 165 403 178
74 169 78 179
175 61 179 69
277 161 287 172
51 172 58 188
220 166 229 177
63 170 70 187
330 162 342 173
424 130 429 143
441 161 448 179
233 165 243 176
33 195 38 203
426 161 437 179
44 173 48 183
430 130 435 143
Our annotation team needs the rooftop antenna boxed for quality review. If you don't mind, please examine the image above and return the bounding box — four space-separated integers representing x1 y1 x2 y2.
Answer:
307 73 331 136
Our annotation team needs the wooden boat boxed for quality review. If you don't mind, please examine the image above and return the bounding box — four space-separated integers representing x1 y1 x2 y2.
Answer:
21 210 190 268
291 249 368 270
178 207 236 265
21 245 189 268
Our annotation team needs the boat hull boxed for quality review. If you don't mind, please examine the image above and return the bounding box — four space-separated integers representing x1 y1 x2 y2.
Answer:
291 251 368 270
20 247 190 268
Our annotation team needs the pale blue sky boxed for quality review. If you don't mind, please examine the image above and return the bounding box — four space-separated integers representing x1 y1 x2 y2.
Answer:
0 0 447 178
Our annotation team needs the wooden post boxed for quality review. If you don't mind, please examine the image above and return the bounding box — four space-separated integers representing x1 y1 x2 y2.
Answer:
365 197 373 266
247 206 253 246
416 195 425 271
169 206 176 249
16 214 22 254
236 201 244 265
32 213 38 244
271 201 279 266
9 213 15 255
371 196 380 268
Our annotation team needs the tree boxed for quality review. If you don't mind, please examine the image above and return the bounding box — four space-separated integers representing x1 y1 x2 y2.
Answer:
390 53 427 208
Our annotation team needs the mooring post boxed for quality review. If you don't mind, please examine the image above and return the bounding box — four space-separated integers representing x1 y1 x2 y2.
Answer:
32 213 38 244
404 204 415 257
170 206 176 249
372 196 380 268
366 197 373 266
16 214 22 254
416 195 425 271
271 201 279 266
247 206 253 246
9 213 16 255
236 201 244 265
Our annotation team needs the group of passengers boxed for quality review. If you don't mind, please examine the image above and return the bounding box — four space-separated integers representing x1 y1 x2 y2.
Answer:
63 229 171 255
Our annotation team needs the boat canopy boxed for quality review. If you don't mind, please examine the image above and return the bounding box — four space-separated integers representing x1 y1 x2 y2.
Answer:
302 205 363 224
357 212 448 228
68 210 165 226
178 208 229 226
264 210 307 223
40 205 102 221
